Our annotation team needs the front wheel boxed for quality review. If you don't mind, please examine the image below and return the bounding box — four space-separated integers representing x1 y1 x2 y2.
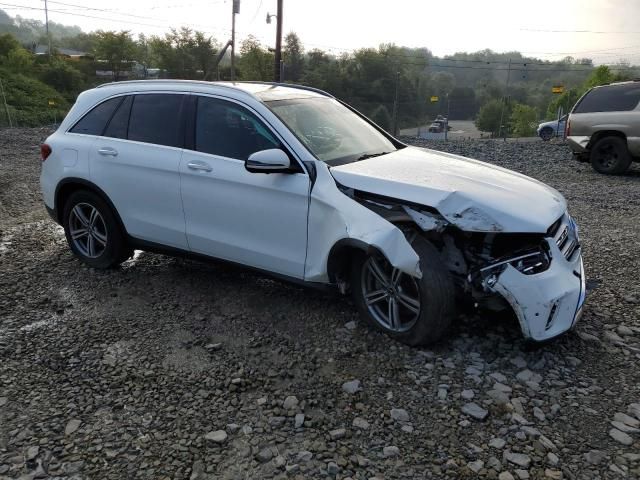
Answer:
351 238 456 346
590 136 632 174
62 190 131 269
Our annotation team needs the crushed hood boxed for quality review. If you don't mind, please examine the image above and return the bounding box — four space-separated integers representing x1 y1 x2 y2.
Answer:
330 146 566 233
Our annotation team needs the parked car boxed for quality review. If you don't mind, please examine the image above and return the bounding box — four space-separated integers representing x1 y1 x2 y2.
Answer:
537 114 567 141
428 116 451 133
428 122 444 133
40 80 585 345
566 80 640 174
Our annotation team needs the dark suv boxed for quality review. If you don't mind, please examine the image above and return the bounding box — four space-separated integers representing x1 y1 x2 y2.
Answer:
566 80 640 174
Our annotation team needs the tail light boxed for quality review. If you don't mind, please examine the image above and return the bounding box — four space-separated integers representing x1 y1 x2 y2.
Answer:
565 119 571 138
40 143 52 161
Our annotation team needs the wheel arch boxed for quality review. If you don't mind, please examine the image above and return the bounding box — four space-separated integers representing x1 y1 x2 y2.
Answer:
326 238 379 285
55 178 128 235
587 130 627 150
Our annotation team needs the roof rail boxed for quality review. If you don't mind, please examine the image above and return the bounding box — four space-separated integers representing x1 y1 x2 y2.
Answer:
223 81 334 98
96 79 218 88
95 79 334 99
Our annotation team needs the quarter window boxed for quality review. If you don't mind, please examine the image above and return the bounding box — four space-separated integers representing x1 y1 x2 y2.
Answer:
69 97 123 135
195 97 280 160
128 94 184 147
103 96 132 139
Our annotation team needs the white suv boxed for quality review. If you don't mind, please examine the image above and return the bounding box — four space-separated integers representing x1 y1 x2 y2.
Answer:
40 80 585 345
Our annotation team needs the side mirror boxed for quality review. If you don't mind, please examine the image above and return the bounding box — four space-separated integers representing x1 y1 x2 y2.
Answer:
245 149 291 173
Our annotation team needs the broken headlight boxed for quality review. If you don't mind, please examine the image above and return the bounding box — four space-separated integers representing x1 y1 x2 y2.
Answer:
473 248 551 290
509 250 551 275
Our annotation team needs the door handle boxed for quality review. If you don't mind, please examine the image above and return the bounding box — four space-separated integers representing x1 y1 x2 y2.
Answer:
98 147 118 156
187 161 212 172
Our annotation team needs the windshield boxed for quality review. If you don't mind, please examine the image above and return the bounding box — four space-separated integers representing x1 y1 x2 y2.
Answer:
265 97 398 166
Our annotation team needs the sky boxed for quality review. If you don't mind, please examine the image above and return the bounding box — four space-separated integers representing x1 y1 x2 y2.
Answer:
4 0 640 64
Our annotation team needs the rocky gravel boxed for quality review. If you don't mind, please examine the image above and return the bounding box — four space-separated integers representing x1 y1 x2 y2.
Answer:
1 129 640 479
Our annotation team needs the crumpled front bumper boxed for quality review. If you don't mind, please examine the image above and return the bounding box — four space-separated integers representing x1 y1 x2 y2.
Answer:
485 216 585 341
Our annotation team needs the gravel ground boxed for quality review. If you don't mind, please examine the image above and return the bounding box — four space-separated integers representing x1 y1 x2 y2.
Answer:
1 129 640 480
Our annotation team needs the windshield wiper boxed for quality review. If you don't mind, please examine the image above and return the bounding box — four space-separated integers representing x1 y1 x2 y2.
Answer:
356 151 391 161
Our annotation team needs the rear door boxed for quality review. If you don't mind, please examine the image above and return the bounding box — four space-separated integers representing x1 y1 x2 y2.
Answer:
89 93 189 249
179 95 310 278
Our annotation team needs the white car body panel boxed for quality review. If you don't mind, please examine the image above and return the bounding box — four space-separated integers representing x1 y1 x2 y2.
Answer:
490 241 585 341
180 149 310 278
330 147 567 233
90 136 189 250
305 163 421 283
40 80 586 344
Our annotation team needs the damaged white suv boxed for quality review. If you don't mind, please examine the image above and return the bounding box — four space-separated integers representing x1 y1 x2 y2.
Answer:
40 81 585 345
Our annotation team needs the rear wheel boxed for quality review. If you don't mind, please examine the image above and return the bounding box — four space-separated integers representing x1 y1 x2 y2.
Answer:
62 190 131 268
590 136 632 174
540 128 554 141
351 238 456 346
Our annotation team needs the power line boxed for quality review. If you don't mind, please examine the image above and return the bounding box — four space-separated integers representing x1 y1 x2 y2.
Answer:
0 1 233 36
520 27 640 35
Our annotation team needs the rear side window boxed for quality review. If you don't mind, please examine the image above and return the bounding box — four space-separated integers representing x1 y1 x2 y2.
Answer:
128 94 184 147
69 97 123 135
103 96 132 139
194 96 280 159
574 83 640 113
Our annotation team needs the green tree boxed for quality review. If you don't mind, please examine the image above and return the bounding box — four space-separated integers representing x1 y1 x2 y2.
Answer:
510 103 538 137
38 58 84 100
149 28 217 79
93 30 136 81
370 105 392 131
283 32 304 82
475 98 506 135
238 36 273 81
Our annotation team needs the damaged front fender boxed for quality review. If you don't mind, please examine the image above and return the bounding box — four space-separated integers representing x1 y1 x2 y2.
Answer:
304 165 421 283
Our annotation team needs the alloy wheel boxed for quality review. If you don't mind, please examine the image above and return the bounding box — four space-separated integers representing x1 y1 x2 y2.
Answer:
69 202 108 258
361 255 421 332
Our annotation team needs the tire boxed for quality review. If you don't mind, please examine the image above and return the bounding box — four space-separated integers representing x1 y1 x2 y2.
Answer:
62 190 131 268
351 237 456 346
590 136 632 174
540 128 553 141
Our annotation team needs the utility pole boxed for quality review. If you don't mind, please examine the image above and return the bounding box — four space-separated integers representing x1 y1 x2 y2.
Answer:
444 93 450 141
498 58 512 140
231 0 240 81
273 0 283 82
44 0 52 59
391 70 400 135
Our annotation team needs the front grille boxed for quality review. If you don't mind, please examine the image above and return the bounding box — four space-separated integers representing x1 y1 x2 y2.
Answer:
551 214 579 261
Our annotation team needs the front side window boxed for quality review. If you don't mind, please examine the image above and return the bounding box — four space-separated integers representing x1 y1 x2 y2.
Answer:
69 97 123 135
128 94 184 147
265 97 398 165
195 97 280 160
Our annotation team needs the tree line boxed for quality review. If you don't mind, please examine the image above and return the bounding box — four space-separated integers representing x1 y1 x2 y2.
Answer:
0 8 638 131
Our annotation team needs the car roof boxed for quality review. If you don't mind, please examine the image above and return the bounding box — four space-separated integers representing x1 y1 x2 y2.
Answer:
94 80 333 101
592 79 640 89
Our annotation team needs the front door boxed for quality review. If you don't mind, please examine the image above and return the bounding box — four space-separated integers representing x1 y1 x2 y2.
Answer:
180 95 310 278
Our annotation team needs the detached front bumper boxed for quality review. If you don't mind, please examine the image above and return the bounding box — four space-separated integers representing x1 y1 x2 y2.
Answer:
484 215 585 341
